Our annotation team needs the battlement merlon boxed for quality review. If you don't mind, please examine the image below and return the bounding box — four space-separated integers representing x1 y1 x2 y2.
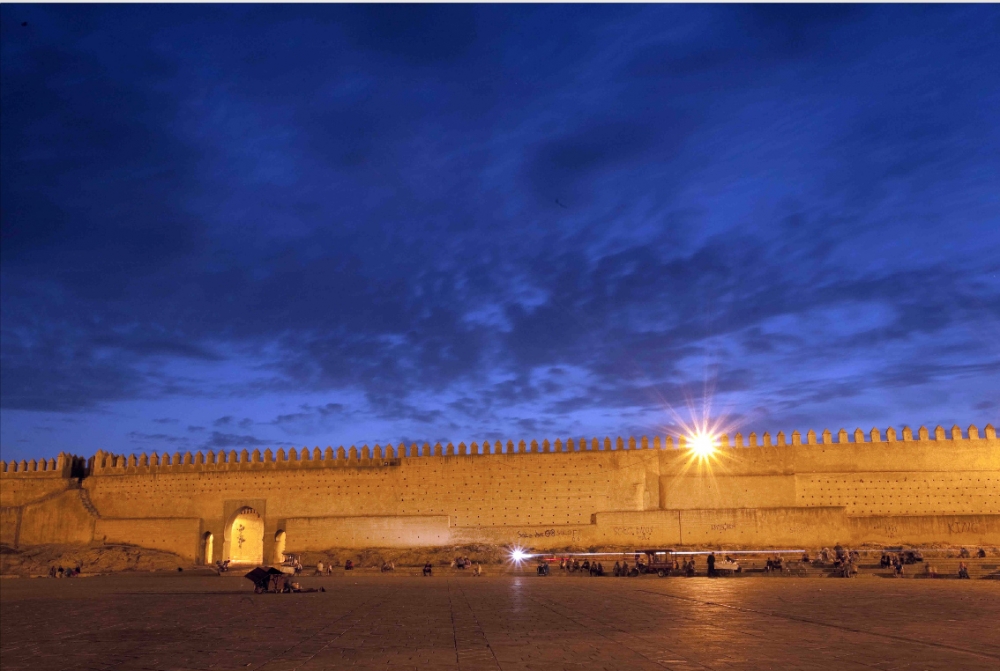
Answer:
0 452 85 479
2 423 996 478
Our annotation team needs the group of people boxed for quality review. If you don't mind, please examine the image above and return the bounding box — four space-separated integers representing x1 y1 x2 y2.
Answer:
312 560 336 575
879 552 908 576
451 556 483 575
267 574 325 593
959 547 987 559
764 556 785 573
48 565 81 578
558 557 606 576
830 548 860 577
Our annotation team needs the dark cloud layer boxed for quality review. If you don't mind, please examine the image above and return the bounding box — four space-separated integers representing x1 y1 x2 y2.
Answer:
1 5 998 459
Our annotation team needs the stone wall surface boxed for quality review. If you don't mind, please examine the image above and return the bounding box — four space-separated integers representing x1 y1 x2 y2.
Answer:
1 425 998 562
16 489 96 546
92 518 203 561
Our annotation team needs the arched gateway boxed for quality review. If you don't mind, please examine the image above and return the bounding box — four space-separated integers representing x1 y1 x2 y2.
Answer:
226 506 264 564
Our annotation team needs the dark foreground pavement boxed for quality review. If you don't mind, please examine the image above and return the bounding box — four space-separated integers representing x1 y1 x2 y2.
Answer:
2 573 997 671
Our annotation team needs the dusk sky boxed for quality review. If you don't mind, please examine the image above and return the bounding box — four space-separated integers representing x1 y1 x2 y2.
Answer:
2 4 998 463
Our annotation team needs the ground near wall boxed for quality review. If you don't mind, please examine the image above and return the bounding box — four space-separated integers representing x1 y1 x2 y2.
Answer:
0 543 191 576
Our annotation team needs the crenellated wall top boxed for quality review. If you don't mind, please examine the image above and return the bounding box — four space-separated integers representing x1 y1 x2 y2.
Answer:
2 423 996 479
0 452 85 479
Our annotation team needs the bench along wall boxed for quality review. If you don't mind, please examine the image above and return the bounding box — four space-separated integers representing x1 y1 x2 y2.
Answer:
1 424 997 562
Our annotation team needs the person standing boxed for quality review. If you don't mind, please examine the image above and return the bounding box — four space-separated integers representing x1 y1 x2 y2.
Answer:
707 552 716 577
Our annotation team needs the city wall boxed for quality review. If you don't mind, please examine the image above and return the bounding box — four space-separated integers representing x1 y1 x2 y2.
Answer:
1 424 998 563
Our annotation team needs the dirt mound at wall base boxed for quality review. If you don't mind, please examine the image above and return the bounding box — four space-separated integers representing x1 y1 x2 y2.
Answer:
299 544 510 569
0 543 190 576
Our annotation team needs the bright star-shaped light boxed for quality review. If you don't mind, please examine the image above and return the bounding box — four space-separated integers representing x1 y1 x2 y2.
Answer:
509 547 529 563
688 432 717 458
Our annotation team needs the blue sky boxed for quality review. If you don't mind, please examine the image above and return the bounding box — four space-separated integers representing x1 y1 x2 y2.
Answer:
2 4 998 462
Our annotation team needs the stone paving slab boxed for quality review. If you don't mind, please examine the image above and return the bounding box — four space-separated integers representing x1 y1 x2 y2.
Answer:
2 574 998 671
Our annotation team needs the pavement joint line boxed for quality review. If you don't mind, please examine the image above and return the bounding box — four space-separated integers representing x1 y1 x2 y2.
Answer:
447 579 461 668
634 587 1000 662
452 579 504 671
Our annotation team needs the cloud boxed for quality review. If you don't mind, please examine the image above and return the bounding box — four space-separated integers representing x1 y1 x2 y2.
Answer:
127 431 188 444
272 412 311 425
203 432 276 449
152 418 179 425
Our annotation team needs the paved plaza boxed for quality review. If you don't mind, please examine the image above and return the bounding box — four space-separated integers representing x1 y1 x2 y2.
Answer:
1 573 998 671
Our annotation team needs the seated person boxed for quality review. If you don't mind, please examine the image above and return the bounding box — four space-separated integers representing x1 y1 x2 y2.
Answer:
422 562 433 576
613 561 621 577
270 574 289 592
344 559 354 570
958 563 970 579
977 548 987 558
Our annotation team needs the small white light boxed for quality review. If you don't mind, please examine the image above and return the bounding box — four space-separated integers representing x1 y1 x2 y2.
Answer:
511 549 527 562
